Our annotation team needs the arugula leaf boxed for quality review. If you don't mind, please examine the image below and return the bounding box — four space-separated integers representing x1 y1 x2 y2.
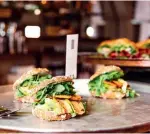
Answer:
17 74 52 98
145 43 150 48
39 74 52 81
21 79 30 87
89 70 139 98
88 71 124 96
111 45 136 54
101 44 110 48
128 46 136 54
129 90 136 98
16 88 25 97
111 45 127 52
34 82 76 105
54 84 65 93
36 87 48 100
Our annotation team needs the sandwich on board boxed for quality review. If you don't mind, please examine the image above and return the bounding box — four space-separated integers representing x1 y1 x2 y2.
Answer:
88 65 139 99
97 38 137 59
13 68 86 121
13 68 52 103
32 76 86 121
136 39 150 59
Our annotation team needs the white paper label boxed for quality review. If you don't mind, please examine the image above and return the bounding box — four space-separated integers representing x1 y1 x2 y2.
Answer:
65 34 79 78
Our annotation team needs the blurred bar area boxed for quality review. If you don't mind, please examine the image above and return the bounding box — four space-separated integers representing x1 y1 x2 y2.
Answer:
0 1 150 85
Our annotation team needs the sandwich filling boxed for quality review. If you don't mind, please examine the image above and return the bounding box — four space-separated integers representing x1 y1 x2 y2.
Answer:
109 45 136 59
33 98 86 118
88 70 138 98
136 43 150 59
16 74 52 98
98 44 136 59
34 81 76 104
97 44 111 58
97 39 137 59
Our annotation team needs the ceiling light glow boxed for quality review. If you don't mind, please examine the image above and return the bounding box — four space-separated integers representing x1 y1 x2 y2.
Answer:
25 26 40 38
34 9 41 15
86 26 95 37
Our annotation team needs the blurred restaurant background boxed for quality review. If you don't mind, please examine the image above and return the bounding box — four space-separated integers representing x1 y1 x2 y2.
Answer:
0 1 150 85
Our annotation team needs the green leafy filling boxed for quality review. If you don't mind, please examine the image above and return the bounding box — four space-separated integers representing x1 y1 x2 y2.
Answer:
97 44 110 52
88 70 138 98
34 82 76 105
17 74 52 97
97 45 111 58
111 45 136 54
145 43 150 48
88 71 124 96
100 44 110 48
126 88 139 98
16 88 25 97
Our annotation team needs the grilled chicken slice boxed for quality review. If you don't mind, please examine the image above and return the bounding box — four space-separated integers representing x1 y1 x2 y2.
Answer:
70 95 82 101
71 101 85 115
49 95 82 101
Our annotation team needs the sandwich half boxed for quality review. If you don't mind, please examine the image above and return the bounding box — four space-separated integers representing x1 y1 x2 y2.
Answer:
97 40 114 58
135 39 150 59
88 65 139 99
32 76 86 121
97 38 137 59
13 68 52 103
32 98 86 121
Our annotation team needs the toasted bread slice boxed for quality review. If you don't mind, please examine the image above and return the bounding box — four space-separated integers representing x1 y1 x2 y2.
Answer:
90 90 125 99
98 38 136 48
14 76 73 103
32 108 72 121
136 39 150 49
113 38 136 47
13 68 50 91
98 39 115 48
90 65 122 81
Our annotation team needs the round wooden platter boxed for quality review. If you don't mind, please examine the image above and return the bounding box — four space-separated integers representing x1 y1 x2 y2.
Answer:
79 53 150 67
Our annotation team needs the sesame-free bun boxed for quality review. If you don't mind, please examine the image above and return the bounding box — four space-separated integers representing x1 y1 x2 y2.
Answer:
90 90 125 99
136 39 150 49
14 76 73 103
90 65 122 81
32 107 72 121
13 68 50 91
113 38 136 47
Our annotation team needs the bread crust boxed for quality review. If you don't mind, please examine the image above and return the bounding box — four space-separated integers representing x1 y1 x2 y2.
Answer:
32 108 72 121
13 68 50 91
90 65 122 81
113 38 136 48
136 39 150 49
32 98 85 121
98 39 115 47
16 95 36 103
14 76 73 103
98 38 136 48
90 90 125 99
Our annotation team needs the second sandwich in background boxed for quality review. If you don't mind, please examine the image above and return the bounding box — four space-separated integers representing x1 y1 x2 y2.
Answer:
97 38 138 59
